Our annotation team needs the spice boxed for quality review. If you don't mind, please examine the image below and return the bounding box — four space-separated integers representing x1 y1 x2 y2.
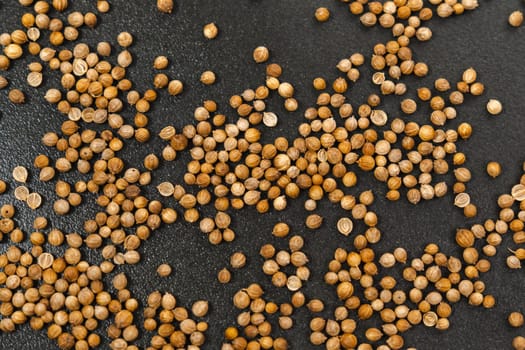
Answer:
203 23 219 39
486 99 503 115
200 71 216 85
486 162 501 178
230 252 246 269
157 263 172 277
315 7 330 22
253 46 270 63
337 217 353 236
12 166 28 183
157 0 174 13
8 89 25 104
509 11 524 27
508 312 524 328
26 192 42 209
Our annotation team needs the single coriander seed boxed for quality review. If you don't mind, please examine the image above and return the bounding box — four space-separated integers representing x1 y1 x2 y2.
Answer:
203 23 218 39
509 11 524 28
157 263 172 277
12 166 29 183
200 70 216 85
315 7 330 22
157 0 174 13
253 46 270 63
508 312 524 328
486 99 503 115
486 161 501 178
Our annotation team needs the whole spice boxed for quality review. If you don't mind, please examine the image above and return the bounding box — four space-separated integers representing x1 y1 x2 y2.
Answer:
486 99 503 115
509 11 524 27
8 89 25 104
12 166 28 183
203 23 218 39
337 217 353 236
315 7 330 22
157 0 174 13
157 263 172 277
486 162 502 178
508 312 524 328
253 46 270 63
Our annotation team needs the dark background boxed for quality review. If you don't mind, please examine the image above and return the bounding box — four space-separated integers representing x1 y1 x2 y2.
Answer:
0 0 524 349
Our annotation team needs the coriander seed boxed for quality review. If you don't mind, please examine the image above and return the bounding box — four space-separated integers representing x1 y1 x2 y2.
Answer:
509 11 524 28
486 161 501 178
253 46 270 63
200 70 216 85
8 89 25 104
157 0 174 13
203 23 218 39
509 312 524 328
12 166 28 183
486 99 503 115
157 263 172 277
315 7 330 22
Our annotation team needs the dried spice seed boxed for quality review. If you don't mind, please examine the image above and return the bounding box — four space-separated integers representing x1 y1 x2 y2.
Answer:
157 0 174 13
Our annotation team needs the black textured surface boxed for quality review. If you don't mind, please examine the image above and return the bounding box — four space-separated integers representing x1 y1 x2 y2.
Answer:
0 1 525 349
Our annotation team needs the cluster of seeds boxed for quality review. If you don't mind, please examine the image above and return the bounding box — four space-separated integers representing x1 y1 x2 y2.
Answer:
222 283 289 350
0 1 523 349
260 223 310 292
143 291 209 349
332 0 479 37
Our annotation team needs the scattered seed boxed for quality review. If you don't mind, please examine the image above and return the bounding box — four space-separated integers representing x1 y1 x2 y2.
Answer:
336 217 353 236
486 99 503 115
26 192 42 209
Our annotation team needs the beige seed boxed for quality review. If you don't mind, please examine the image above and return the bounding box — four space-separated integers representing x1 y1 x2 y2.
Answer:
37 252 54 269
286 275 302 291
12 166 28 183
157 182 175 197
157 0 174 13
337 217 353 236
370 109 388 126
26 192 42 209
14 186 30 201
253 46 270 63
157 263 172 277
454 193 470 208
423 311 438 327
203 23 219 39
192 300 209 317
511 184 525 201
262 112 278 127
507 255 522 269
27 71 43 87
509 11 524 27
486 99 502 115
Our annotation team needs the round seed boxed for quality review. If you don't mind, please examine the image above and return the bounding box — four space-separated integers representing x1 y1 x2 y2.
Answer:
12 166 28 183
337 217 353 236
26 192 42 209
262 112 278 127
14 186 30 201
454 193 470 208
157 182 175 197
511 184 525 201
486 99 503 115
27 71 43 87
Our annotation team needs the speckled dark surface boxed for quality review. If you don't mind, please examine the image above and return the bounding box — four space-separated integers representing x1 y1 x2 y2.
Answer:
0 1 524 349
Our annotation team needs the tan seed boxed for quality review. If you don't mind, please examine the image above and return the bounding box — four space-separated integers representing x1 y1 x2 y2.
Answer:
511 184 525 201
454 193 470 208
157 182 175 197
337 217 353 236
26 192 42 209
13 166 28 182
14 186 30 201
37 252 54 269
